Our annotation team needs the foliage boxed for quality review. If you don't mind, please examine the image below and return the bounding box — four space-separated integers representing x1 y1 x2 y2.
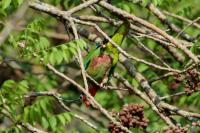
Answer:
0 0 200 132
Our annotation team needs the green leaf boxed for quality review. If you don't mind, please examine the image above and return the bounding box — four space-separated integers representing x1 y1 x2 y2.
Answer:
179 96 187 106
48 49 60 64
75 39 87 50
17 0 23 5
2 80 15 89
121 4 131 13
99 128 109 133
49 116 57 131
54 49 63 64
29 107 35 124
60 44 68 50
17 80 29 93
41 117 49 129
39 37 50 50
2 0 11 9
14 127 20 133
0 56 3 64
63 113 71 122
39 99 47 113
57 115 66 125
147 40 156 50
152 0 158 6
42 51 49 64
69 47 77 55
138 64 149 72
63 51 70 62
61 45 70 62
8 35 17 48
53 0 61 6
18 80 29 88
141 0 149 7
49 48 57 65
23 107 29 123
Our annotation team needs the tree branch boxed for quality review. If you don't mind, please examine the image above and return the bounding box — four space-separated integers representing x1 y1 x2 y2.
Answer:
98 1 199 63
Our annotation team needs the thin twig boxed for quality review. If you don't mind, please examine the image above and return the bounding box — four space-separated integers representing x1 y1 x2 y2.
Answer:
29 0 186 63
146 3 194 42
68 18 89 92
98 1 199 63
176 17 200 39
163 11 200 30
130 34 171 68
64 0 99 15
160 89 200 100
47 64 132 133
114 73 175 126
77 14 186 63
120 57 200 120
73 18 181 73
26 92 98 130
1 102 47 133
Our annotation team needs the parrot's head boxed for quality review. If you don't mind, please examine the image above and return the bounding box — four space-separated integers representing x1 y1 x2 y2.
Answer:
95 42 101 48
95 42 106 49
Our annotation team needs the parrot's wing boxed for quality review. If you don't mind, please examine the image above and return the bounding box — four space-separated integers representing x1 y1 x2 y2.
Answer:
106 20 130 67
100 21 130 86
84 44 101 69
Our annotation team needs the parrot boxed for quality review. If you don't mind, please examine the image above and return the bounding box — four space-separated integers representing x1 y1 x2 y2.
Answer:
81 21 130 107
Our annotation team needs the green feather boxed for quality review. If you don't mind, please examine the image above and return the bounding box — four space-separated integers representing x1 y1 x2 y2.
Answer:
105 21 130 67
84 43 101 69
86 55 112 82
105 21 130 78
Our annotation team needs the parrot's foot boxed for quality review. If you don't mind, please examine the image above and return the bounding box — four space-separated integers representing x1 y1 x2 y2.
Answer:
100 77 109 88
99 83 104 88
100 82 108 89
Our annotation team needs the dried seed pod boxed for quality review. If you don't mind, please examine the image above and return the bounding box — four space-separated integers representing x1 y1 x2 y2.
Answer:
165 124 189 133
108 104 149 132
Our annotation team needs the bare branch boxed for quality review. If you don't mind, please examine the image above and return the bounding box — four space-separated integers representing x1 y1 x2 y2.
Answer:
73 18 181 73
98 1 199 63
163 11 200 30
25 92 99 131
68 18 89 92
47 64 132 133
146 3 194 42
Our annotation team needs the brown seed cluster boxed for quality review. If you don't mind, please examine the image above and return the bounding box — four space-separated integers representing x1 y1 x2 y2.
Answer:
165 124 189 133
165 121 200 133
173 70 199 94
185 70 199 94
108 104 149 133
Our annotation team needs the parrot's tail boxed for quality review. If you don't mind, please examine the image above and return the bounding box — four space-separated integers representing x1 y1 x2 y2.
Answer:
81 86 98 107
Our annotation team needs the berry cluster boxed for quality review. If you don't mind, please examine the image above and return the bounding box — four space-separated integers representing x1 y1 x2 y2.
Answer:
173 70 199 94
108 104 149 133
185 70 199 94
165 124 189 133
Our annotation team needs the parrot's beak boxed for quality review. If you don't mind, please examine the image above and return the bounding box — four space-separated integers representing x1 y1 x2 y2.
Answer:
101 44 106 48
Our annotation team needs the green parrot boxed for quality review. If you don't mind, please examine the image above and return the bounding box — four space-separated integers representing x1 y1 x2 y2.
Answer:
82 21 130 107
